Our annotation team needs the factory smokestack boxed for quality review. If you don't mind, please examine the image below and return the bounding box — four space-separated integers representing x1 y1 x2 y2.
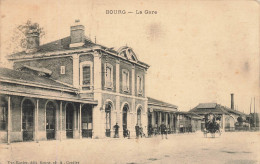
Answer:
231 93 234 110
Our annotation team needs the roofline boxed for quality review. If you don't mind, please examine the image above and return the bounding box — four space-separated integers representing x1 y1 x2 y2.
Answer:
0 89 97 104
148 97 178 109
8 46 150 69
0 77 78 93
148 102 178 109
100 48 150 69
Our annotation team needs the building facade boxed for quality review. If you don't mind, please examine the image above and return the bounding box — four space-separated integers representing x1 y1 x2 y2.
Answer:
0 20 150 143
147 97 178 135
189 103 247 132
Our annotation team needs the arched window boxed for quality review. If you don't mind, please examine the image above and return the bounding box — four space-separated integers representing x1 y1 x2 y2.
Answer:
137 108 142 126
0 98 7 130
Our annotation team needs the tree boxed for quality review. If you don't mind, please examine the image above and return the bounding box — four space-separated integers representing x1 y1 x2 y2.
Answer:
8 20 45 53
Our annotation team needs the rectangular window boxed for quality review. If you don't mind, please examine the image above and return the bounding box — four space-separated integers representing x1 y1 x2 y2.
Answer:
82 66 91 85
80 61 93 91
137 75 143 94
122 70 129 92
60 66 65 74
105 64 113 88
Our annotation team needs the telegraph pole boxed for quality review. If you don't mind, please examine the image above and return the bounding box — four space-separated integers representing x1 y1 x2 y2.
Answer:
250 98 252 130
254 97 256 128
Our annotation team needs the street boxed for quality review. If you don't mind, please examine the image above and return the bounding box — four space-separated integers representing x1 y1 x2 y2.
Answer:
1 132 259 164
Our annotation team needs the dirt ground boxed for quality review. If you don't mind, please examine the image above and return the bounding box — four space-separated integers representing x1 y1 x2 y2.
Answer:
0 131 259 164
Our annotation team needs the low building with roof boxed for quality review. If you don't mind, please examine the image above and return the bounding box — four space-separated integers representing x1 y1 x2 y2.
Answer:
147 97 178 134
174 111 203 133
189 102 247 132
147 97 202 134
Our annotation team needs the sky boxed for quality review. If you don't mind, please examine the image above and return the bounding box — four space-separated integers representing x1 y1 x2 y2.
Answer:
0 0 259 113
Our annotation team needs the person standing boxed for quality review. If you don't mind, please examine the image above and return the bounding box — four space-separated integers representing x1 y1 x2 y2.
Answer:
160 122 167 139
148 124 153 137
135 124 140 138
113 123 119 138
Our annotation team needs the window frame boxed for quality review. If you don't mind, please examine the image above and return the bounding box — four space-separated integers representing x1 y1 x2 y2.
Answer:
0 105 7 131
104 63 114 89
60 66 66 75
122 69 130 92
137 74 143 95
80 61 93 90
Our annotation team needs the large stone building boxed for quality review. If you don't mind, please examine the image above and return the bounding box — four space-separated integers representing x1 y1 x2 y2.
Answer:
0 20 205 144
0 20 150 143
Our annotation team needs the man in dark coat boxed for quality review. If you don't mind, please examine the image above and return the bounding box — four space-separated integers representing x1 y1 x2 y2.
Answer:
135 124 140 138
148 124 153 137
160 122 167 139
113 123 119 138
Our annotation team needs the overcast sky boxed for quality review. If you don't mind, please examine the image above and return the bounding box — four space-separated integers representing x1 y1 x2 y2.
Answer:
0 0 259 113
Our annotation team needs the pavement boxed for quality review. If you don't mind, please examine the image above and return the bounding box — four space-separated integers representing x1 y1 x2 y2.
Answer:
0 131 259 164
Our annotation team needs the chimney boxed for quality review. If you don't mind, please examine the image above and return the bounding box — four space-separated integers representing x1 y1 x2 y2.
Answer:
69 19 85 48
231 93 234 110
26 30 40 53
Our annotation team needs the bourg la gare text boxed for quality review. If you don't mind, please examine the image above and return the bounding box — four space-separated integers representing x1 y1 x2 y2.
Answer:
106 10 158 14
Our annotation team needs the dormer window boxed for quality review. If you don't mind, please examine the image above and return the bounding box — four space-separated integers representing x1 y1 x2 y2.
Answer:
105 63 113 89
137 75 143 95
80 61 93 90
122 69 129 92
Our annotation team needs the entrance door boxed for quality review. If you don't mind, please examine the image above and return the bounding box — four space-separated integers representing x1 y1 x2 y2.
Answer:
122 105 128 131
105 103 111 137
66 103 74 138
22 99 34 141
82 105 92 138
46 102 55 140
137 108 141 126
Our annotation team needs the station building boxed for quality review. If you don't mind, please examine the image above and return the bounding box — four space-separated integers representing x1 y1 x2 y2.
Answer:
0 20 150 143
0 20 204 144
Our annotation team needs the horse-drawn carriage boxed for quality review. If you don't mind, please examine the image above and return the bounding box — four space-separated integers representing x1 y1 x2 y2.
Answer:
204 113 221 138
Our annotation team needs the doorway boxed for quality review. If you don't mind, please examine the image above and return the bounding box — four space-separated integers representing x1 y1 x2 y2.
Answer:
105 103 112 137
82 104 92 138
122 104 129 132
46 101 56 140
66 103 74 138
137 108 141 126
22 99 34 141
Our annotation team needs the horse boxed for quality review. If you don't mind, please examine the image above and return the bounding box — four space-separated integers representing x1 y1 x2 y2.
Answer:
204 113 221 138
